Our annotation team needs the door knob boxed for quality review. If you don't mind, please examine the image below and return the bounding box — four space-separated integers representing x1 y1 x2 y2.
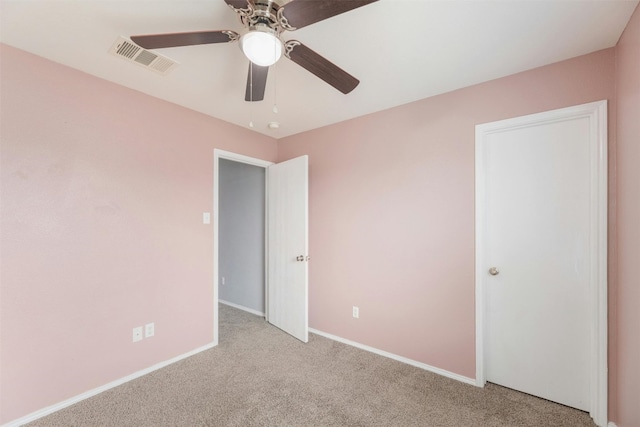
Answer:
489 267 499 276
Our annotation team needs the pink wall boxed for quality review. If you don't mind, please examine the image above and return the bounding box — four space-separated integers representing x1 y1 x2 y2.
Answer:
279 48 616 388
0 44 277 424
614 4 640 427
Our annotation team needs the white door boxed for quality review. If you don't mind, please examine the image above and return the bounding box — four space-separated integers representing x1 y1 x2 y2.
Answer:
476 101 608 418
267 155 309 343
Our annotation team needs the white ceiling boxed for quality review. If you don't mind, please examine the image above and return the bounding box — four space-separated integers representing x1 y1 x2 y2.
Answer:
1 0 637 138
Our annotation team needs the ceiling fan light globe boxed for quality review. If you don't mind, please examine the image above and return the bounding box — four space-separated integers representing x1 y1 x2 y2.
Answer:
241 31 283 67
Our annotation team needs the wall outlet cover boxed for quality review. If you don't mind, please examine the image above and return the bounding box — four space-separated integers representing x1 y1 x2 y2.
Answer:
133 326 143 342
145 322 155 338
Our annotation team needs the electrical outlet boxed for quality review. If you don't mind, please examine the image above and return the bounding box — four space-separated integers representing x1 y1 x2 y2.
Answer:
145 322 155 338
203 212 211 224
353 306 359 319
221 276 225 285
132 326 143 342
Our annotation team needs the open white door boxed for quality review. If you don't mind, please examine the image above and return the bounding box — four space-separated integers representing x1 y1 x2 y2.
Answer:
267 155 309 343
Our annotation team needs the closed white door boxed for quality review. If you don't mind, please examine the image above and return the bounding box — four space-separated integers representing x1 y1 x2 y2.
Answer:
476 101 608 416
267 155 309 343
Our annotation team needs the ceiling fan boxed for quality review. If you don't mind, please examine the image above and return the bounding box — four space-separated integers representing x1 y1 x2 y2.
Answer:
130 0 378 102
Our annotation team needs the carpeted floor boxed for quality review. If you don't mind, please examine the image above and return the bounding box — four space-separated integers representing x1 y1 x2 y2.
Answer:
27 304 596 426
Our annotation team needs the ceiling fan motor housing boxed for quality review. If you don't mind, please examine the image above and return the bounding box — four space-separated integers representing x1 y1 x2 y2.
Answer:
237 0 284 35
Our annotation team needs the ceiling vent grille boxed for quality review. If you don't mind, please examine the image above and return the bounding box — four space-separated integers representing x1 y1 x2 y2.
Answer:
109 36 178 75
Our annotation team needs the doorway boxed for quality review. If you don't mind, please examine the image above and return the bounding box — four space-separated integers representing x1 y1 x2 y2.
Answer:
213 149 310 345
475 101 608 426
218 158 266 317
213 150 273 345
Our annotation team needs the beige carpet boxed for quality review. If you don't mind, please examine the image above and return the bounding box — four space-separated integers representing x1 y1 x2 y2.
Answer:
27 304 596 426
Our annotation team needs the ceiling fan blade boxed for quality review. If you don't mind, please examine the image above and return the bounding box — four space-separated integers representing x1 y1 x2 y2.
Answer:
131 30 239 49
224 0 251 12
245 63 269 102
278 0 378 30
285 41 359 94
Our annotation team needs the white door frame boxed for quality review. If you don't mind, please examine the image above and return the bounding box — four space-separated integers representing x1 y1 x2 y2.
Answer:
474 101 608 426
213 149 273 346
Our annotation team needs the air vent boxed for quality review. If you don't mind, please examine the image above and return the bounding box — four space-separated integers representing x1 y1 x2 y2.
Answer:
109 36 178 75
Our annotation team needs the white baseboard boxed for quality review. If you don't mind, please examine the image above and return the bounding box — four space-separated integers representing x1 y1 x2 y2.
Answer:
309 328 476 386
2 342 216 427
608 422 618 427
219 299 265 317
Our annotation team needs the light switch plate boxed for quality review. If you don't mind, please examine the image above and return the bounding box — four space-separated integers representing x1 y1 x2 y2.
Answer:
203 212 211 224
